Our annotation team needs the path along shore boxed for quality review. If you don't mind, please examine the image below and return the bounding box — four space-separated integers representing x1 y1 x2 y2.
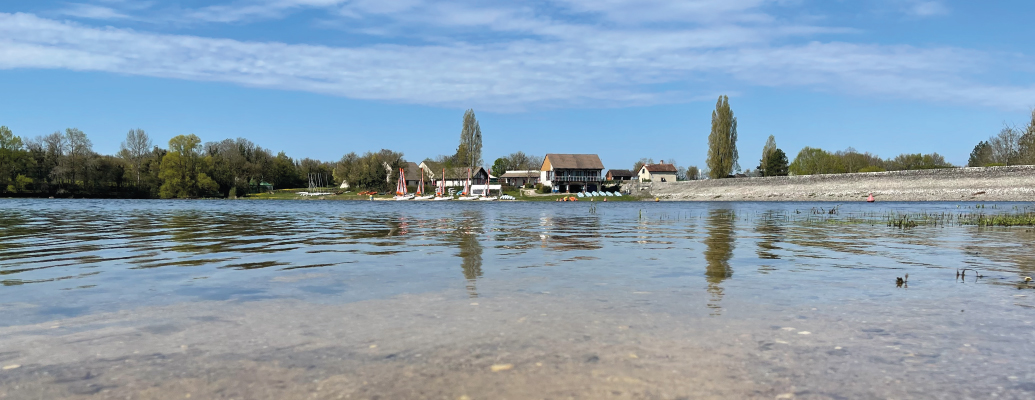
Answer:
648 165 1035 202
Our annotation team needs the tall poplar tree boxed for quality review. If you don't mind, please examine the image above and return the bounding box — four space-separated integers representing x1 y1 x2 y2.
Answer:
707 96 738 179
456 109 483 170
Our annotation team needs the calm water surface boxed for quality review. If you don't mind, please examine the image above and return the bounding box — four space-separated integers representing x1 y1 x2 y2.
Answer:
1 199 1034 399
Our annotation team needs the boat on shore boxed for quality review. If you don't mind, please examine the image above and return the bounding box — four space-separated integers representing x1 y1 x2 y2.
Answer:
456 168 478 200
393 168 414 200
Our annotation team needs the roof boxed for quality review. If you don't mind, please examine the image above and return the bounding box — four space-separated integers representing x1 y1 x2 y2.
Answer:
418 162 489 180
501 170 539 178
403 162 422 179
543 154 604 170
644 163 678 173
607 169 635 177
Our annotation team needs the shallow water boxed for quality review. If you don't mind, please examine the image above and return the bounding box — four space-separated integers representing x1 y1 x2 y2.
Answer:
1 199 1034 399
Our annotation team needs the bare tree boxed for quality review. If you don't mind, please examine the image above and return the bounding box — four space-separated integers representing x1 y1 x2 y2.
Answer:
119 129 152 187
989 124 1021 165
63 128 92 185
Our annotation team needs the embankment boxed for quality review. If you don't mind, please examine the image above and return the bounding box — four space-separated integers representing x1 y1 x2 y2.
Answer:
649 166 1035 202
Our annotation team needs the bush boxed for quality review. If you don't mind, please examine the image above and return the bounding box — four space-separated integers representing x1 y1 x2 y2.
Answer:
858 166 886 173
535 183 551 194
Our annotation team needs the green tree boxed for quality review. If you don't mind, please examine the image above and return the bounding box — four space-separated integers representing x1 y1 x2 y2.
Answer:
762 149 789 176
456 109 483 170
632 158 654 174
0 126 26 191
789 147 834 175
1019 109 1035 165
757 135 777 176
159 134 218 198
968 141 992 167
686 166 700 180
491 158 508 178
707 96 738 179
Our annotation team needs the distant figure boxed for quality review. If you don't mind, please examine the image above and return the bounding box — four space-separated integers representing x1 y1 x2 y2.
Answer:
867 193 875 203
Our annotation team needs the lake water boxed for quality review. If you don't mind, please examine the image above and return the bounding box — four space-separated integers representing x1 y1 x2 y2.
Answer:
1 199 1034 399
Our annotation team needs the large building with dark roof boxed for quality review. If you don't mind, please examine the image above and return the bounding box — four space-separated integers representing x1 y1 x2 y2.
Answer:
539 154 605 193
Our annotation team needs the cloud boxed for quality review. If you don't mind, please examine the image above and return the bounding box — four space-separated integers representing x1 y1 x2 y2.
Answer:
58 3 133 20
907 1 949 17
1 2 1030 112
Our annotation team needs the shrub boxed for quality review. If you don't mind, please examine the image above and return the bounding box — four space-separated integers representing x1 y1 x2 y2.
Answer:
858 166 886 173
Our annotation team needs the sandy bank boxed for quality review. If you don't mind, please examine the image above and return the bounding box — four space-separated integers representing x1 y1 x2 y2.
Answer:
649 165 1035 202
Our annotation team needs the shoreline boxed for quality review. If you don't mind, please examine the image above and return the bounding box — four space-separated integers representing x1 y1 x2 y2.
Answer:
649 165 1035 202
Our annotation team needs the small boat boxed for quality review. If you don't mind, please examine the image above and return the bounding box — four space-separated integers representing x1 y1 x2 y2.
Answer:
456 168 478 200
477 196 497 201
433 168 452 200
867 193 875 203
413 169 434 200
394 168 413 200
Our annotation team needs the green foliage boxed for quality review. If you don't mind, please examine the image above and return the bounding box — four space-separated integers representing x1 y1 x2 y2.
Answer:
789 147 838 175
973 138 997 168
707 96 738 179
0 126 26 191
685 166 700 180
332 149 404 192
790 146 949 175
159 134 218 198
456 109 483 169
762 149 789 176
491 158 508 178
632 158 653 174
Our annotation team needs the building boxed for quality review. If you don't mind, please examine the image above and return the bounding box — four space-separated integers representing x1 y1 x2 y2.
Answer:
403 162 423 187
418 161 491 188
540 154 605 193
606 169 635 181
499 170 540 187
637 160 678 182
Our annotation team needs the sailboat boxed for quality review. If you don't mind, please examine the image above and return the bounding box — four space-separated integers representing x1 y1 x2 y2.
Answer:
394 168 414 200
414 169 434 200
457 168 478 200
432 168 453 200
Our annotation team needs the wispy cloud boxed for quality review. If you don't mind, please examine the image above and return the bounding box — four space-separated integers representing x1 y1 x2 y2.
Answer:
58 3 132 20
2 0 1029 111
904 1 950 17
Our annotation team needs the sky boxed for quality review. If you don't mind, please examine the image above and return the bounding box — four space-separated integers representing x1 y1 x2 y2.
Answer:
1 0 1033 171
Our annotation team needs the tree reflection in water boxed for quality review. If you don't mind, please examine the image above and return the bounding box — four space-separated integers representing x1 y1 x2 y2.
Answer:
755 211 783 273
704 208 735 315
455 210 484 298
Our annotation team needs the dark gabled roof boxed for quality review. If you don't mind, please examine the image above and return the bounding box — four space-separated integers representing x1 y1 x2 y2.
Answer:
607 169 635 177
403 162 422 180
544 154 604 170
644 163 678 173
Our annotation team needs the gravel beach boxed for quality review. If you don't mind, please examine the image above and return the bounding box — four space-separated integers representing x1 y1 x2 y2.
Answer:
649 165 1035 202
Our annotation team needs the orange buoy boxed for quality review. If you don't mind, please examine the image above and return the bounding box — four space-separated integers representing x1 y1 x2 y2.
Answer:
867 193 875 203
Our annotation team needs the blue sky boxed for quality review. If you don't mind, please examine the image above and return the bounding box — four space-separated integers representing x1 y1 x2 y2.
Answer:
1 0 1033 170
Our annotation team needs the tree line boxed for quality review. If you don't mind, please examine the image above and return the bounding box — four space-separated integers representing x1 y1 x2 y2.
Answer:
0 126 333 198
967 110 1035 167
695 96 1027 180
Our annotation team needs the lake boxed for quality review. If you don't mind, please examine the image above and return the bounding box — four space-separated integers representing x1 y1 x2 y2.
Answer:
1 199 1034 399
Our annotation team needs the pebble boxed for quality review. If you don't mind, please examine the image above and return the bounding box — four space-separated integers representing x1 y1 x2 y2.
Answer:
490 364 513 372
2 365 20 370
797 331 811 335
776 393 795 399
781 327 795 331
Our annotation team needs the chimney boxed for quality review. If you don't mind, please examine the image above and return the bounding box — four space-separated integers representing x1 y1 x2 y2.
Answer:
660 160 664 164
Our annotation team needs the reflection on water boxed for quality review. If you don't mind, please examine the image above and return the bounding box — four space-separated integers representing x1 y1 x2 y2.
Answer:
703 209 734 314
456 210 484 297
3 199 1035 398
